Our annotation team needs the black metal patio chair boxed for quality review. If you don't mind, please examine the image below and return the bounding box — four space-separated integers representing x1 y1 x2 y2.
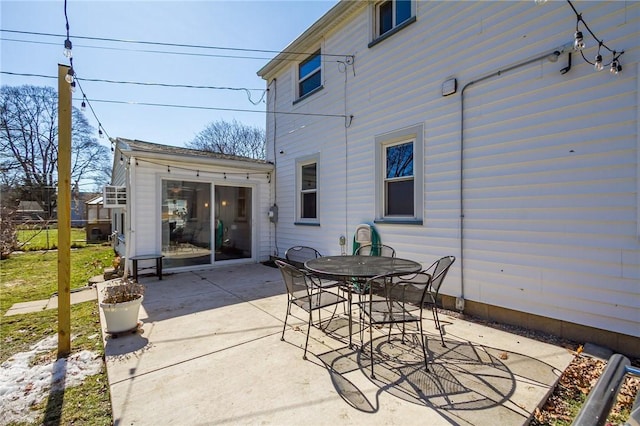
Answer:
355 244 396 257
276 259 347 360
358 270 433 378
423 255 456 346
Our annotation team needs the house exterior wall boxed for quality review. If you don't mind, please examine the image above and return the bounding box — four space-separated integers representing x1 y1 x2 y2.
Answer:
122 156 273 266
261 1 639 340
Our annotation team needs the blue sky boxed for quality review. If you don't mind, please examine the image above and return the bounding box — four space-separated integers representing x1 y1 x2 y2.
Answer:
0 0 338 149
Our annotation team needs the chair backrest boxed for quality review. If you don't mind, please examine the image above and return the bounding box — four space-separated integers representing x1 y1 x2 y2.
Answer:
356 244 396 257
285 246 322 269
364 271 432 320
426 256 455 295
275 259 311 296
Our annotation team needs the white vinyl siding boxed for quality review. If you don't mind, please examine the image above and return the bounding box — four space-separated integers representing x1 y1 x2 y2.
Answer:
262 1 640 338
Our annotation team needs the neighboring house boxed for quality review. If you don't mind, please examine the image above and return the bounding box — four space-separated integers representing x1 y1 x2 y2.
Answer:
85 195 111 242
108 138 273 273
71 191 96 227
15 201 45 221
257 1 639 355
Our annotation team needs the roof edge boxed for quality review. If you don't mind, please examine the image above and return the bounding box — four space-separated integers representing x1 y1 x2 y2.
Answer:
257 1 362 79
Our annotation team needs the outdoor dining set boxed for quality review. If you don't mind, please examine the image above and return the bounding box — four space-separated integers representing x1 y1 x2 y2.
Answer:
275 245 455 379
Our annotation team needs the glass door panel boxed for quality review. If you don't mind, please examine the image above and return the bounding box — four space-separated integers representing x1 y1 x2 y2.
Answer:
162 180 212 268
215 186 252 261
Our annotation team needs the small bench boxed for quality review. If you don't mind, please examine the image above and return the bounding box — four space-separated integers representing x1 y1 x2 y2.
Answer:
130 254 164 282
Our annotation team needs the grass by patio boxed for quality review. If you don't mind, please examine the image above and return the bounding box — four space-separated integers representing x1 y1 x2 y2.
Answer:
16 228 89 251
0 246 114 425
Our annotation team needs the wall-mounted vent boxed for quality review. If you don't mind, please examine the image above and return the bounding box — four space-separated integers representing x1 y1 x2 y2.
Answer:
103 186 127 208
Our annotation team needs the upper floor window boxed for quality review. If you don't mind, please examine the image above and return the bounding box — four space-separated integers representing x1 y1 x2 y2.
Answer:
376 0 412 37
298 50 322 99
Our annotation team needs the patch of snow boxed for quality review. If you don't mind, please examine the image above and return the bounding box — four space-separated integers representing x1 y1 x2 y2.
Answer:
0 335 103 424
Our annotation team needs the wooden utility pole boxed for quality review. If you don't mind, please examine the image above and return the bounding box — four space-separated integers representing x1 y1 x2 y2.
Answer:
57 64 72 357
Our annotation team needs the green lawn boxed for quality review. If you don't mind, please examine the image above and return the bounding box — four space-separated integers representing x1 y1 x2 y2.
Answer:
0 245 114 314
16 228 90 251
0 246 114 425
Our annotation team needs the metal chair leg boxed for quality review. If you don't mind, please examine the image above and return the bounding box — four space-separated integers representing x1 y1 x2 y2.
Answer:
281 300 291 341
303 310 312 360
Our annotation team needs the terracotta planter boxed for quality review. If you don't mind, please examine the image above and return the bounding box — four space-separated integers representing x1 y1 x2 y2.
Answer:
100 295 144 334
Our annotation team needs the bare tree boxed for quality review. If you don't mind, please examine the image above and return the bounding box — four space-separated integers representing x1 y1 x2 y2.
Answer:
0 85 111 213
186 119 265 159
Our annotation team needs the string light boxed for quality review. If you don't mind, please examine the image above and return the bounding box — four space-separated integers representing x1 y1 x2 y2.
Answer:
65 67 75 83
119 156 271 180
81 96 86 111
573 29 585 51
545 0 626 76
610 59 621 75
69 80 76 92
63 38 72 58
594 54 603 72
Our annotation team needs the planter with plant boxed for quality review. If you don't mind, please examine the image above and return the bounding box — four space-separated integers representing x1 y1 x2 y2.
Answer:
99 278 145 334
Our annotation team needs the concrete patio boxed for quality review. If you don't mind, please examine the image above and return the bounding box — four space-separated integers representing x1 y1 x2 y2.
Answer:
98 263 574 425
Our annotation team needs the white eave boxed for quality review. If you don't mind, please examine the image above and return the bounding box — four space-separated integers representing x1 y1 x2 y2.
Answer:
257 0 364 80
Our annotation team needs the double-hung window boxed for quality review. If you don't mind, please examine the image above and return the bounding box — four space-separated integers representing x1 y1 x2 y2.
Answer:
375 125 423 224
297 50 322 99
296 155 319 224
384 142 414 216
371 0 415 45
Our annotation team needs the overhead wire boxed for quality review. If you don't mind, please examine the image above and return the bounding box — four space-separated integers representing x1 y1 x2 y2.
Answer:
0 28 353 60
1 71 267 105
2 70 347 118
76 97 348 118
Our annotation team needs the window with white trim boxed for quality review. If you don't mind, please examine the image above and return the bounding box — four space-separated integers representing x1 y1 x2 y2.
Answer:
297 50 322 99
372 0 415 42
384 141 414 216
375 125 423 223
296 156 319 223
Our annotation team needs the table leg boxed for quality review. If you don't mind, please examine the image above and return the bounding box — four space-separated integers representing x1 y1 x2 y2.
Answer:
156 257 163 280
347 281 353 348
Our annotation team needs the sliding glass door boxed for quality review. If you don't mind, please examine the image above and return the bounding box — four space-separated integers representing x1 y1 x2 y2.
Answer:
214 185 252 261
161 180 252 268
161 180 212 268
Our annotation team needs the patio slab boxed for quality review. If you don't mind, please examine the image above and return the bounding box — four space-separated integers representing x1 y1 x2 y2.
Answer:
98 263 574 425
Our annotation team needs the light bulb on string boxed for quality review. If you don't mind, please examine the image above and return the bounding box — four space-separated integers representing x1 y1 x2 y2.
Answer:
65 67 75 84
119 155 124 165
594 55 603 71
610 59 621 75
70 80 76 92
81 98 86 111
98 127 104 138
63 39 72 58
573 31 585 50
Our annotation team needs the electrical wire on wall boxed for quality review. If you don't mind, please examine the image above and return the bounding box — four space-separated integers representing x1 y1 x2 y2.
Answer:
337 57 355 250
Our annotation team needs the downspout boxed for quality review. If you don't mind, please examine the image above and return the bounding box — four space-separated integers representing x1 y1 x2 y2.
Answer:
123 153 135 279
271 78 279 257
458 44 570 306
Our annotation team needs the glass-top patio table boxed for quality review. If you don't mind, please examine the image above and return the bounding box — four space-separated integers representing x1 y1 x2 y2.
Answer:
304 255 422 347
